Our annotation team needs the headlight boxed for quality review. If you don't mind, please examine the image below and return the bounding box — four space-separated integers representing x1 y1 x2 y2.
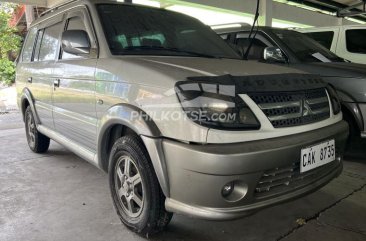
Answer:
326 85 341 115
175 81 260 130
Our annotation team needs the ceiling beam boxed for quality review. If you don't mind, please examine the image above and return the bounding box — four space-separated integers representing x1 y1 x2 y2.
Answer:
337 0 366 17
287 0 366 22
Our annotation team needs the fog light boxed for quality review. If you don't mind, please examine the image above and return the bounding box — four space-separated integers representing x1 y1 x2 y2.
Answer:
221 180 248 202
222 182 234 197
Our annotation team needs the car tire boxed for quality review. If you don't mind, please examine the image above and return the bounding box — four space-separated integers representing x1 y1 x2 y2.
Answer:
343 112 358 140
108 135 172 236
25 106 50 153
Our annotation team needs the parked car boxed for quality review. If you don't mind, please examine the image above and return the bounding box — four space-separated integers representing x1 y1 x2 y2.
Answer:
297 25 366 64
215 25 365 140
17 0 348 236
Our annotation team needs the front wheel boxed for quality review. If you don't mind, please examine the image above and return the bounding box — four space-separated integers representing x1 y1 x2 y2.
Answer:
24 106 50 153
108 135 172 236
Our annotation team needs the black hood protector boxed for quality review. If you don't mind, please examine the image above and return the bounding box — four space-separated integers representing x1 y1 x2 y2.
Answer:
183 73 327 94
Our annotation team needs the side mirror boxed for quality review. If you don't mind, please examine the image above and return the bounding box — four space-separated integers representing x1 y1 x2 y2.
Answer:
61 30 91 56
263 47 286 63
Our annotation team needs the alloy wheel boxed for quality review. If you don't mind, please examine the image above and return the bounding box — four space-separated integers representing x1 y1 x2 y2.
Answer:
26 112 36 149
114 155 144 218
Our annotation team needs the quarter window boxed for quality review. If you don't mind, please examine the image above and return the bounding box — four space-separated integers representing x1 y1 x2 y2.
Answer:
346 29 366 54
38 22 63 61
305 31 334 50
22 28 37 62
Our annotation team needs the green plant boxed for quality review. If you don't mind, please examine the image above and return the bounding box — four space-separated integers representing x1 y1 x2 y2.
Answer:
0 58 15 85
0 3 21 86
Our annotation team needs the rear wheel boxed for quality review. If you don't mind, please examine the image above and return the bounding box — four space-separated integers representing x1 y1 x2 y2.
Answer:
108 135 172 236
25 106 50 153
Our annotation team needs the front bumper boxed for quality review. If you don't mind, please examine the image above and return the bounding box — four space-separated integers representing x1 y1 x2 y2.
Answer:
359 103 366 138
161 121 348 220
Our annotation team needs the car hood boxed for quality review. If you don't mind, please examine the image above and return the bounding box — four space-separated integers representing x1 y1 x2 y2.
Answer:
108 56 307 86
294 62 366 79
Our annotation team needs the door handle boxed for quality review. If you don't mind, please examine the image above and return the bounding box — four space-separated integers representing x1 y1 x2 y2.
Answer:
27 77 32 83
54 79 60 88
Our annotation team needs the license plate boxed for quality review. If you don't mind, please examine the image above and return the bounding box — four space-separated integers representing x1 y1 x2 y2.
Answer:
300 139 335 173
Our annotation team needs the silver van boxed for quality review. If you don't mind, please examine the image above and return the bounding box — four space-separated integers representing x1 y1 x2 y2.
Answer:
17 0 348 236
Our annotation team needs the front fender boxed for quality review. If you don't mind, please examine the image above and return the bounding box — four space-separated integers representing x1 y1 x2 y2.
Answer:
336 90 364 131
97 103 161 138
96 104 170 197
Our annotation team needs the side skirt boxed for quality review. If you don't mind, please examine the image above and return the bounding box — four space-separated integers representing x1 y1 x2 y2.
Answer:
37 125 99 168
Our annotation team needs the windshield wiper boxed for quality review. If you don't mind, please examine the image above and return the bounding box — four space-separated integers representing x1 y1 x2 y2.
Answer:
118 46 221 59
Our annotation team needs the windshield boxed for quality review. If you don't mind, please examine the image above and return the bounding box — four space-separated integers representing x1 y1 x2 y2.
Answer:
271 29 345 63
97 4 240 59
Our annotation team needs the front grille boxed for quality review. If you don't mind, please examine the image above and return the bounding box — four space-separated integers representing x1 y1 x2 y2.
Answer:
254 160 340 199
249 89 330 128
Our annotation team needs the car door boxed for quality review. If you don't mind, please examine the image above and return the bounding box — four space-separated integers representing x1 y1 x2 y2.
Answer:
27 16 64 129
52 7 98 152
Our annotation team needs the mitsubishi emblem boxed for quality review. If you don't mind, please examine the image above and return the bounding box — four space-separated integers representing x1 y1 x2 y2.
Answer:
303 100 313 116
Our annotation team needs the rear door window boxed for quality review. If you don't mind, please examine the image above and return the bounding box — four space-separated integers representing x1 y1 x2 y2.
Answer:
346 29 366 54
304 31 334 50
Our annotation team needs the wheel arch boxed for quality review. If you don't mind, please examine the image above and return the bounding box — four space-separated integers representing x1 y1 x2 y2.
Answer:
20 88 40 124
97 104 170 197
341 102 364 133
335 89 364 132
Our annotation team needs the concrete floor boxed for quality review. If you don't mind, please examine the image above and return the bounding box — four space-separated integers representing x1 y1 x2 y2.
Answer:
1 113 366 241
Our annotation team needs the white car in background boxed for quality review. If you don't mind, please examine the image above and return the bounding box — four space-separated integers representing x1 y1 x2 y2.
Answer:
298 25 366 64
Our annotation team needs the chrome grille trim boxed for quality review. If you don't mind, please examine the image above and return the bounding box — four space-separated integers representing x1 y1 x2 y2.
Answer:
249 88 331 128
306 97 328 105
268 112 303 121
258 101 301 110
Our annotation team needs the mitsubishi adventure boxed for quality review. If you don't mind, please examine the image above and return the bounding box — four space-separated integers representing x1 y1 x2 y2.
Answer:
17 0 348 236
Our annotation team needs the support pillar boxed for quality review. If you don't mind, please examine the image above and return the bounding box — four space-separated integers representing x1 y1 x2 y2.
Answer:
25 5 34 28
259 0 273 27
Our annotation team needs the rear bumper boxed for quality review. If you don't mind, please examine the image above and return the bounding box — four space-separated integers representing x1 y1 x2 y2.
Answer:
161 121 348 220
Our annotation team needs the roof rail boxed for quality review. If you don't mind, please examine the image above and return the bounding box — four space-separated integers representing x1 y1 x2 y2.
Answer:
40 0 79 17
211 23 251 30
